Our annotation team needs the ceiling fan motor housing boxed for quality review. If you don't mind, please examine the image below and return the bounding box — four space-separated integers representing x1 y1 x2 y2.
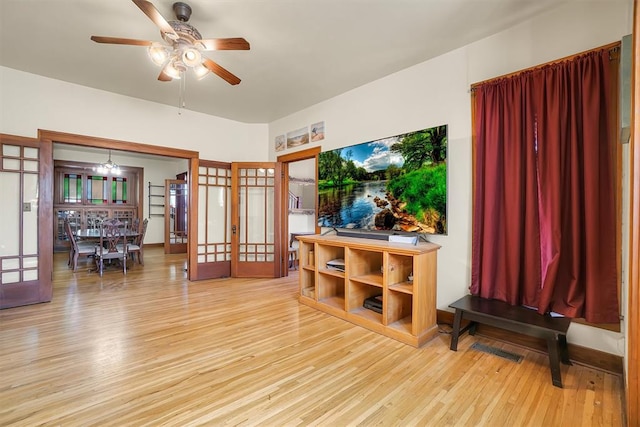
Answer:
164 2 201 45
173 2 192 22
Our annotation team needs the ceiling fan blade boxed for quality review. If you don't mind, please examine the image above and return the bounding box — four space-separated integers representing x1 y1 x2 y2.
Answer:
158 70 173 82
132 0 179 40
199 38 250 51
203 58 241 85
91 36 153 46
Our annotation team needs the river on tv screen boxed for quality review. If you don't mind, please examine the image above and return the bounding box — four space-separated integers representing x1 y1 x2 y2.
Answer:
318 124 447 235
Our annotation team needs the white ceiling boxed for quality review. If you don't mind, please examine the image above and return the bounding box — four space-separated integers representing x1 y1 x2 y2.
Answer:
1 0 565 124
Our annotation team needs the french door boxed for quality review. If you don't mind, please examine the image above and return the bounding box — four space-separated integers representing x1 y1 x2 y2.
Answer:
231 162 282 277
192 160 232 280
0 135 52 309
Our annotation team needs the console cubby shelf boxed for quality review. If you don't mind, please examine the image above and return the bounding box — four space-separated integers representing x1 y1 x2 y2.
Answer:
297 234 440 347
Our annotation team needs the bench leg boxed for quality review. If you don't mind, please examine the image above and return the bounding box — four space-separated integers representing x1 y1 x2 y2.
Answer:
546 336 563 388
450 309 463 351
558 334 572 365
469 322 478 336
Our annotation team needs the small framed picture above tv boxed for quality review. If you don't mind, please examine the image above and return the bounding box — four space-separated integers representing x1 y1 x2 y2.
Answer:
318 124 447 235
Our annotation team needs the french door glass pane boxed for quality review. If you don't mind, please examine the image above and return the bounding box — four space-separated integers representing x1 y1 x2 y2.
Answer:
23 173 38 255
0 172 19 256
2 145 20 156
198 166 231 265
238 167 275 263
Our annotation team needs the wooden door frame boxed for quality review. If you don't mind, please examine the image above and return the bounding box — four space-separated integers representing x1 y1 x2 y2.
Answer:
277 147 321 276
38 130 200 280
627 1 639 424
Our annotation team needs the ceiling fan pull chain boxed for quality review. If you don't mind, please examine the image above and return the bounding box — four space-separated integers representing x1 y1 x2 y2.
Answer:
178 71 187 114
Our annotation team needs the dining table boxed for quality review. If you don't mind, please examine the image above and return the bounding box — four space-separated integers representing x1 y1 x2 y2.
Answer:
74 228 141 273
74 229 139 240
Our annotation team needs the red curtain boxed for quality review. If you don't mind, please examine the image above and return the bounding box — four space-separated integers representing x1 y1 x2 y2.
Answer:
471 48 619 323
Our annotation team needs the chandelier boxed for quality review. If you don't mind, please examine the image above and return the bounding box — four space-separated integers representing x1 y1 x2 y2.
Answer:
93 150 121 175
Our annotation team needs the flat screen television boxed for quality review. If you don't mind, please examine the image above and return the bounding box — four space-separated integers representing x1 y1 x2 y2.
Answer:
318 124 447 236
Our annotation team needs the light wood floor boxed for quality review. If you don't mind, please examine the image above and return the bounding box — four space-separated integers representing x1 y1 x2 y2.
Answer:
0 247 624 426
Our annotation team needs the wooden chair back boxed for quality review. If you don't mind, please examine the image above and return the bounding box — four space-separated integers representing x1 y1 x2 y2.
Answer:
130 217 141 235
138 218 149 246
64 219 77 252
98 219 126 256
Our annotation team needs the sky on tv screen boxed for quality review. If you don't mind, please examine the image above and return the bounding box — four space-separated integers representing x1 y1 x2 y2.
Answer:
337 137 405 172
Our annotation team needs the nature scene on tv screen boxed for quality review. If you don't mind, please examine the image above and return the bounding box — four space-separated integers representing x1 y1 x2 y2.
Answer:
318 124 447 235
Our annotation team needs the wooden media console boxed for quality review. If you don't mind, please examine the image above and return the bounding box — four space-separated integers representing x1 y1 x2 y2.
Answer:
296 234 441 347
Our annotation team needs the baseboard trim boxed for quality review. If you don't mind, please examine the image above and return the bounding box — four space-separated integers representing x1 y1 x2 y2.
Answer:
145 243 164 248
437 309 623 375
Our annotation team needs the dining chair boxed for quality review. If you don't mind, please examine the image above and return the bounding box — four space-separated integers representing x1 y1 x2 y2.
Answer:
126 218 148 265
64 220 95 272
95 218 128 276
130 217 140 235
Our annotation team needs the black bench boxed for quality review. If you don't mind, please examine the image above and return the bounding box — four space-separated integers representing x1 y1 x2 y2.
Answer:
449 295 571 388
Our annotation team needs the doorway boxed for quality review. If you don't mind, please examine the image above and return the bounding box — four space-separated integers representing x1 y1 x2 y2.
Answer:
165 179 188 254
41 131 200 279
277 147 321 275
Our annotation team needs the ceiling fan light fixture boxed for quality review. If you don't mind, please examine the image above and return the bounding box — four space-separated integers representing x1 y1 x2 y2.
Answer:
193 63 209 80
148 43 169 66
163 59 185 79
182 47 202 67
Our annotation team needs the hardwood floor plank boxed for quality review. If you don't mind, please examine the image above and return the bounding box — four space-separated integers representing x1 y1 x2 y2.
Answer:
0 248 625 426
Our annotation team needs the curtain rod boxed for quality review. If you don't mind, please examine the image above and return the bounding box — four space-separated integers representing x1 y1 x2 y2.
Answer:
470 40 621 91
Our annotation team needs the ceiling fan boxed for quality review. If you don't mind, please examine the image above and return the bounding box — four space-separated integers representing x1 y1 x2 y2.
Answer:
91 0 250 85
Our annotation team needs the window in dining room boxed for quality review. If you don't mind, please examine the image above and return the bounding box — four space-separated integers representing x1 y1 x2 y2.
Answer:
87 175 108 204
63 173 82 203
111 176 127 204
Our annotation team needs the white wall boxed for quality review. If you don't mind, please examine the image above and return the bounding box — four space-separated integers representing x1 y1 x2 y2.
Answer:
268 1 632 355
0 66 268 247
0 67 268 162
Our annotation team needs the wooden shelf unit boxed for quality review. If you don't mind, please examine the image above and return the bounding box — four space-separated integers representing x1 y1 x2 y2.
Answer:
297 234 440 347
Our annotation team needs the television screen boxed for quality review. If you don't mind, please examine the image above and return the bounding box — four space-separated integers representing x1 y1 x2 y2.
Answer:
318 124 447 235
